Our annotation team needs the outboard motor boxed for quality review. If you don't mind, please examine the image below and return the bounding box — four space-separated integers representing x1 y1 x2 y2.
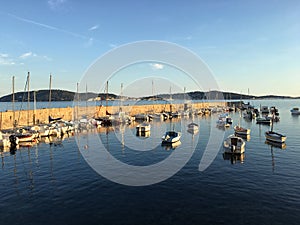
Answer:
9 135 18 148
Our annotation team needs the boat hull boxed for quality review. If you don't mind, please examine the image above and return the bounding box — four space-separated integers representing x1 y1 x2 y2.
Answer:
265 131 287 143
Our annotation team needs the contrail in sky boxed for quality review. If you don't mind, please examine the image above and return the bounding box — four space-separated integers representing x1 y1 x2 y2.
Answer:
3 11 89 40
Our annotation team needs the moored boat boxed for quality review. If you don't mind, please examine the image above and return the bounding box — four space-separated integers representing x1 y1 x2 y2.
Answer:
256 117 272 125
187 122 199 133
265 113 287 144
136 122 151 132
265 131 287 143
223 134 245 154
234 125 250 135
290 107 300 115
162 131 181 143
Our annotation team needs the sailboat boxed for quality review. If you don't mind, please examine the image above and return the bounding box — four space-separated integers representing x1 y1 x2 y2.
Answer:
162 120 181 144
162 130 181 143
265 114 287 143
234 111 251 136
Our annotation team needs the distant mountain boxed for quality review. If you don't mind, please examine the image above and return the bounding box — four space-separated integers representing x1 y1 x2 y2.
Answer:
0 89 117 102
0 89 298 102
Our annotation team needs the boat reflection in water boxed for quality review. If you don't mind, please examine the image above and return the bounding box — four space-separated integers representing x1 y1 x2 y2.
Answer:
223 152 245 164
235 133 251 141
161 140 181 151
136 130 151 138
265 140 287 150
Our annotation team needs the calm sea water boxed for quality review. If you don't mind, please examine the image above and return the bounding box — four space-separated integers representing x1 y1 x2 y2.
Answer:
1 99 300 225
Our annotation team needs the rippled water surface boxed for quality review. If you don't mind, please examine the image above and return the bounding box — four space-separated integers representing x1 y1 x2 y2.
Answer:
1 100 300 225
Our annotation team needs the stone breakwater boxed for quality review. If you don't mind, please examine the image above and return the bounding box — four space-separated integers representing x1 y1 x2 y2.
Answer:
0 102 226 129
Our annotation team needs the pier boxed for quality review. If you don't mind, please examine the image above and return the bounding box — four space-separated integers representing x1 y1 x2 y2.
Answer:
0 101 226 130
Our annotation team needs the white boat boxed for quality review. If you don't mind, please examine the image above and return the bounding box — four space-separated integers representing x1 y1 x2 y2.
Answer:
265 131 287 143
290 107 300 115
0 132 12 148
223 135 245 154
148 113 164 121
187 122 199 134
216 113 232 127
266 114 280 122
134 114 149 121
234 125 251 135
136 122 151 132
162 131 181 143
265 113 287 144
256 116 272 125
30 124 52 137
260 106 269 114
161 140 181 150
15 133 36 142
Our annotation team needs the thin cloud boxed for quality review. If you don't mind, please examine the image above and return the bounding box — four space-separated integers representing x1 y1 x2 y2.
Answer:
89 25 99 31
151 63 164 70
6 12 88 40
19 52 33 59
48 0 67 10
19 51 52 61
109 43 118 48
84 38 94 48
0 53 15 65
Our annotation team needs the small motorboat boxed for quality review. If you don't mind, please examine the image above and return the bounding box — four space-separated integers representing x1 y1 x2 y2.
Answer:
234 125 250 136
162 131 181 143
265 113 287 144
265 131 287 143
223 134 245 154
256 117 272 125
136 122 151 132
161 140 181 150
290 107 300 115
187 122 199 134
216 113 232 127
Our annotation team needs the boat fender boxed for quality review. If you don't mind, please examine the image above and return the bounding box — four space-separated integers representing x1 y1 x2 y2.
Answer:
231 145 236 152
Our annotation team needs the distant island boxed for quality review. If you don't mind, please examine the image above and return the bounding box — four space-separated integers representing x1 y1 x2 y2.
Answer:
0 89 298 102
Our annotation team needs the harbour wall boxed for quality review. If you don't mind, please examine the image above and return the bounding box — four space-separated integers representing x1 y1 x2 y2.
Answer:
0 101 226 129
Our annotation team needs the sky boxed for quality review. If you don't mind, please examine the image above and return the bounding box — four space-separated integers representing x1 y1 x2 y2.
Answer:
0 0 300 97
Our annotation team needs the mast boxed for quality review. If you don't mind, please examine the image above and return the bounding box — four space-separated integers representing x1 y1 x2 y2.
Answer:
12 76 15 128
106 80 108 114
85 83 88 116
27 72 30 126
12 76 16 128
33 90 36 125
169 86 172 113
120 83 123 112
76 82 79 120
152 80 154 112
48 74 52 109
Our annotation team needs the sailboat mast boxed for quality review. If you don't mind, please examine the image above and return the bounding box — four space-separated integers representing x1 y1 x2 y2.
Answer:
152 80 154 112
170 86 172 113
76 82 79 120
120 83 123 112
85 83 88 115
48 74 52 109
12 76 15 128
27 72 30 126
106 80 108 113
33 90 36 125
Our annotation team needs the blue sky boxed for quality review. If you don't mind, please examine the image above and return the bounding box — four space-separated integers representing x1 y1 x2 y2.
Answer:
0 0 299 97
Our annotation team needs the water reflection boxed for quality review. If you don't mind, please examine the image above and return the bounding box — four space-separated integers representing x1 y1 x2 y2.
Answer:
265 140 287 150
223 152 245 164
235 133 251 141
161 141 181 151
136 130 151 138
